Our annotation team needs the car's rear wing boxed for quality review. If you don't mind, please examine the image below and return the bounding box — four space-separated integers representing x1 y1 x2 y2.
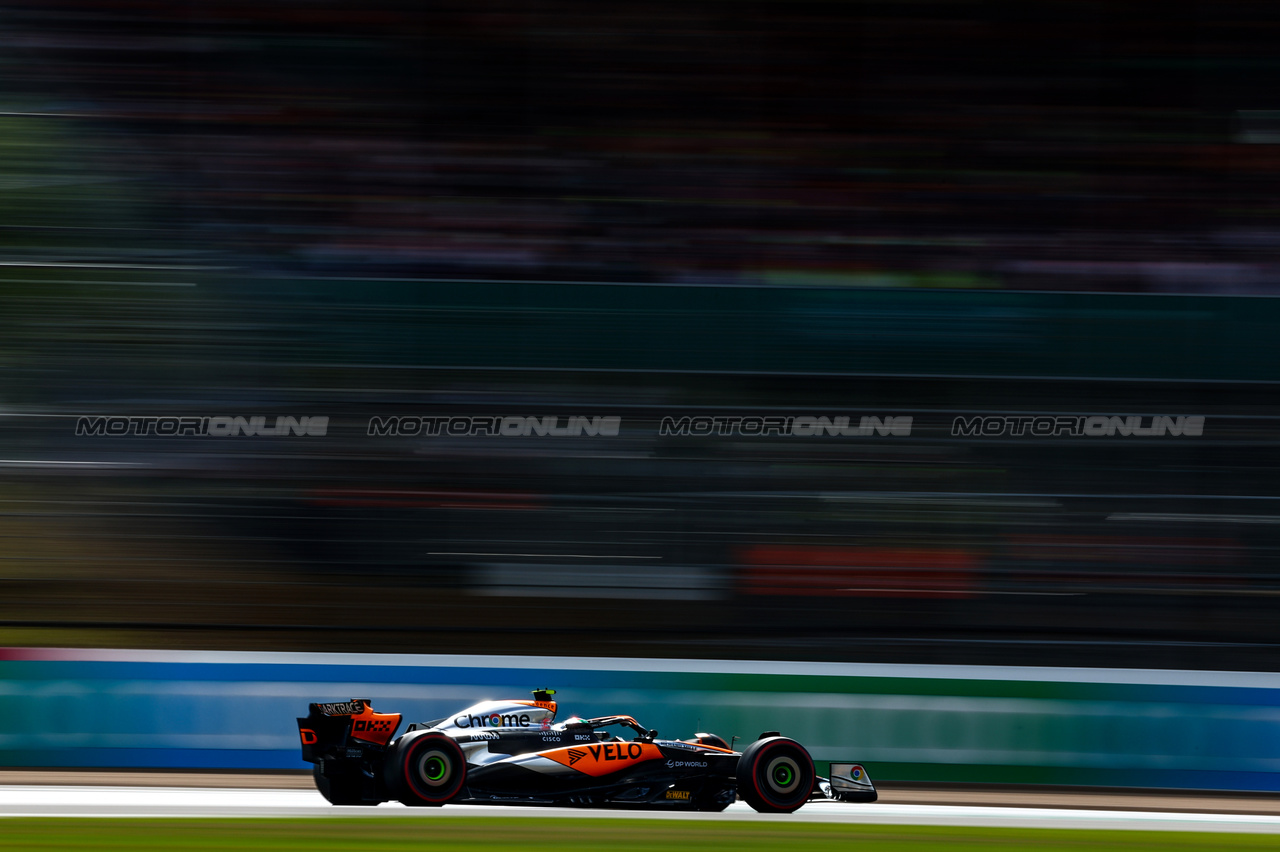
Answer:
296 698 402 763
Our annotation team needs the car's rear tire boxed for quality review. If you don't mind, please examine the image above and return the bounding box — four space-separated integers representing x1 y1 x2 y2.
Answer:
736 736 815 813
385 731 467 806
312 763 377 805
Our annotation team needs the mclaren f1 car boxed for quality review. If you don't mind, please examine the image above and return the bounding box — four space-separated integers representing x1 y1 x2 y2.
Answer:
297 689 877 813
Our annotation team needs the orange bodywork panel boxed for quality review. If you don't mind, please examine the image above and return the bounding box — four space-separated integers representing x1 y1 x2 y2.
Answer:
681 739 736 753
543 742 665 777
345 702 402 747
511 699 558 715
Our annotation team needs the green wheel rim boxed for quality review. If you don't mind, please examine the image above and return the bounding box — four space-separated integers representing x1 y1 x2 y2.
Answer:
762 753 803 798
424 756 447 781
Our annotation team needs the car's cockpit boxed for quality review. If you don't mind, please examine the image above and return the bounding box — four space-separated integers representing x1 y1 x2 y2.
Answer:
556 714 658 742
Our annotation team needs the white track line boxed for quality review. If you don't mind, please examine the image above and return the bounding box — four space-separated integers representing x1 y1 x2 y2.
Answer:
2 786 1280 832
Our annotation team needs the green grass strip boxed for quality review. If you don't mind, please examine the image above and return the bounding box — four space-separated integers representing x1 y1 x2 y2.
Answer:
0 818 1276 852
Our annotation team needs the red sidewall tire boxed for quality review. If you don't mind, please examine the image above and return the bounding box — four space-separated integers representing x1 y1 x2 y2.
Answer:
737 737 815 813
389 731 467 806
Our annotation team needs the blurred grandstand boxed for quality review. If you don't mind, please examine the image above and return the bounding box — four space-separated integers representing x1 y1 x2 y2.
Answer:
0 1 1278 669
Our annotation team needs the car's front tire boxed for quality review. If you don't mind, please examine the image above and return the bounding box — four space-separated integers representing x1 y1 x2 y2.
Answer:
736 736 815 813
385 730 467 806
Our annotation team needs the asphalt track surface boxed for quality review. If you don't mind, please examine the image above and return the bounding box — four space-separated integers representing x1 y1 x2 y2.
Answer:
2 779 1280 833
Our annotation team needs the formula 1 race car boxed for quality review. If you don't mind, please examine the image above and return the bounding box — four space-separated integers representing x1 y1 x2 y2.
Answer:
297 689 877 813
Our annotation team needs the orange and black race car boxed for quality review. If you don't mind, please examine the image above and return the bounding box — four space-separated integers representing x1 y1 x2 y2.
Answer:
297 689 877 813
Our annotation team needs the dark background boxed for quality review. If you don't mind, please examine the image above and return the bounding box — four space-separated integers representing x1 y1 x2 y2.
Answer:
1 1 1278 669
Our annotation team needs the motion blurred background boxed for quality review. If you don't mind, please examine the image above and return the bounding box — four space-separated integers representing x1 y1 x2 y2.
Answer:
1 1 1279 671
